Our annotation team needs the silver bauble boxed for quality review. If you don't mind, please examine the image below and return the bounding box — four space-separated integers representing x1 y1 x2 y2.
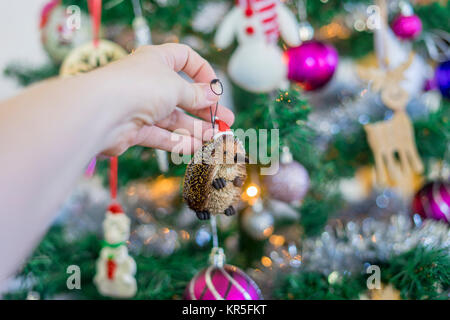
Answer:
242 201 274 240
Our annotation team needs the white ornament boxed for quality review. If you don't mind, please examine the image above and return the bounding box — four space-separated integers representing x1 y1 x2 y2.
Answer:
339 177 368 203
192 2 230 34
214 0 300 93
374 15 427 98
40 5 92 64
94 208 137 298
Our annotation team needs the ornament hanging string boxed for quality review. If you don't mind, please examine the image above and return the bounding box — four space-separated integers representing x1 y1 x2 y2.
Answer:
205 79 227 267
209 79 223 135
210 215 219 248
109 156 118 200
85 157 97 177
297 0 307 22
87 0 102 47
131 0 143 17
87 0 118 200
209 215 226 268
375 0 390 68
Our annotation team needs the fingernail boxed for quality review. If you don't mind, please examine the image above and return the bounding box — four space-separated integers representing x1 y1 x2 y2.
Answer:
205 86 219 104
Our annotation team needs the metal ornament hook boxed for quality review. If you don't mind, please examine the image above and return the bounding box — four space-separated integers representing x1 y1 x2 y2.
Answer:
210 78 224 96
209 79 223 131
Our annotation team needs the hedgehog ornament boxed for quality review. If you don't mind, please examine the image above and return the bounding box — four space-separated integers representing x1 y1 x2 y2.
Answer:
183 119 248 220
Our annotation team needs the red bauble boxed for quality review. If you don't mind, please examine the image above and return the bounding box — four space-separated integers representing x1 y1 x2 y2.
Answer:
391 14 422 40
412 181 450 224
285 40 338 91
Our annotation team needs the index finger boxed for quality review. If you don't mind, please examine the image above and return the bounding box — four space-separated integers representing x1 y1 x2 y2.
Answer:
157 43 217 83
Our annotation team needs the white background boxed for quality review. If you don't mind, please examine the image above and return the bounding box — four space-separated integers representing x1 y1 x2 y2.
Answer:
0 0 49 100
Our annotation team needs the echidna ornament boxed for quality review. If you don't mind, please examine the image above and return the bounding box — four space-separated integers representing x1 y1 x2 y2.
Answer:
183 119 248 220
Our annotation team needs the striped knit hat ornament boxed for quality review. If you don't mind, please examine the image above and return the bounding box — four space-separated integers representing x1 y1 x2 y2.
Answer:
214 0 300 93
412 181 450 224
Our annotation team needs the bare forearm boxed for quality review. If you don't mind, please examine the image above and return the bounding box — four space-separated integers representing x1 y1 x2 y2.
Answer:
0 70 121 283
0 43 232 288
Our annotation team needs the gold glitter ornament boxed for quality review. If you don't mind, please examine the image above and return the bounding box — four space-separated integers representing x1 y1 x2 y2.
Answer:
60 40 127 77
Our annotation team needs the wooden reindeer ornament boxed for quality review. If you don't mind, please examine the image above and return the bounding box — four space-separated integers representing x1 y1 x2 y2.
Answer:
357 52 424 197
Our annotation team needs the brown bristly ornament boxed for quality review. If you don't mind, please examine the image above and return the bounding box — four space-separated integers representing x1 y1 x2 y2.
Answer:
183 79 248 220
183 120 248 220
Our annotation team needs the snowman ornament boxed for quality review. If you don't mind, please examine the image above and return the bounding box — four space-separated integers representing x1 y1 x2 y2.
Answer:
214 0 300 93
94 203 137 298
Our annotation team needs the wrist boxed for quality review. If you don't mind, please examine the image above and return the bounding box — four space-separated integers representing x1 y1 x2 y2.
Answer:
79 64 154 155
58 70 127 155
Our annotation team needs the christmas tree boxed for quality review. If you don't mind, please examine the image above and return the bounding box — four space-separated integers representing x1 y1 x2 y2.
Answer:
3 0 450 300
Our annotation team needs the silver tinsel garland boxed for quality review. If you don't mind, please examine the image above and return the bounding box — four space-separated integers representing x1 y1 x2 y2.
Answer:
248 213 449 298
301 215 449 276
260 214 449 278
57 178 449 274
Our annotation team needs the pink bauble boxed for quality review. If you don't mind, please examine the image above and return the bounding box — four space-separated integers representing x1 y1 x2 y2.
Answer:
391 14 422 40
412 181 450 224
264 161 310 203
285 41 338 91
184 264 263 300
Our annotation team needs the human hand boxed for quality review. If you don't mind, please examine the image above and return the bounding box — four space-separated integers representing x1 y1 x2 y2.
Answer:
95 43 234 156
0 43 234 280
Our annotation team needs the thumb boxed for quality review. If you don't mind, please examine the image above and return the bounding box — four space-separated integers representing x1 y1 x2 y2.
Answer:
177 81 219 111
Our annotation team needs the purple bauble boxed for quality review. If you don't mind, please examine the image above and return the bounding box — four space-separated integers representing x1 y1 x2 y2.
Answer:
391 14 422 40
412 181 450 224
423 77 437 92
184 264 263 300
285 41 338 91
435 60 450 99
264 161 310 203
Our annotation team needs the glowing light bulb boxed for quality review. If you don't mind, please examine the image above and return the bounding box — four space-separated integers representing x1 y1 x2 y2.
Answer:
261 256 272 268
246 185 258 197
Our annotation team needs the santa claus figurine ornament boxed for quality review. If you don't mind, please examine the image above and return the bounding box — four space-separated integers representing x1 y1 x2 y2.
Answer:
214 0 300 93
183 80 248 220
40 0 92 64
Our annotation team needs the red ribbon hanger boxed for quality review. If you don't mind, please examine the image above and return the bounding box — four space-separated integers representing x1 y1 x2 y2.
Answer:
86 0 120 208
87 0 102 47
109 156 118 201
